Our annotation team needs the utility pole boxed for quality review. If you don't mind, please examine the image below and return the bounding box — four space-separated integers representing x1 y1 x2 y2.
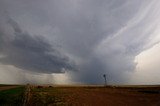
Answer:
103 74 107 86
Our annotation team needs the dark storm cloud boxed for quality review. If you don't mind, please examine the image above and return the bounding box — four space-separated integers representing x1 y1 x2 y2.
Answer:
0 17 75 73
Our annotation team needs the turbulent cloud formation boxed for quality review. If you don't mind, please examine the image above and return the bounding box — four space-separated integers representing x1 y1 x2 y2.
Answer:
0 16 75 73
0 0 160 84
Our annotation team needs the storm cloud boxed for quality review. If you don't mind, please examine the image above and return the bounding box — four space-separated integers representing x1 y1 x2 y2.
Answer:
0 16 75 73
0 0 160 84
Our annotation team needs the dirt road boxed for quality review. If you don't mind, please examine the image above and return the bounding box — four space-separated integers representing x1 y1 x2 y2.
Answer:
62 87 160 106
0 86 20 91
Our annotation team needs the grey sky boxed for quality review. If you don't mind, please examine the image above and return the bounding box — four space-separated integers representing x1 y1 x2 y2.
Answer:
0 0 160 84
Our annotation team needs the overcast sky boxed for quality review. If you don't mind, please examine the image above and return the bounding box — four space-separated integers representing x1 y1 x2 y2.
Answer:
0 0 160 85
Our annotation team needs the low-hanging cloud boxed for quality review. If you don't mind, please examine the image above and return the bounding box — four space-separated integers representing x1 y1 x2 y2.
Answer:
0 16 75 73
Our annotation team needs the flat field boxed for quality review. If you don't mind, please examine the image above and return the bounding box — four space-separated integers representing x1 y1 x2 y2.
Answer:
26 85 160 106
0 84 160 106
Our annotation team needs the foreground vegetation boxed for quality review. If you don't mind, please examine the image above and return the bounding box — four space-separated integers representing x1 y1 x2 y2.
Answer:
27 86 67 106
0 86 25 106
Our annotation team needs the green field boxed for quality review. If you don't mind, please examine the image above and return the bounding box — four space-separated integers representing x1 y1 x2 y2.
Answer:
0 86 25 106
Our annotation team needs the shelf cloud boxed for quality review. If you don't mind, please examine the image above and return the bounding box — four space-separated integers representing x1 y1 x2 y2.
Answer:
0 16 75 73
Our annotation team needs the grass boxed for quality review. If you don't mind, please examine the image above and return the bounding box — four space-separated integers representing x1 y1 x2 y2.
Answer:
0 84 15 87
0 86 25 106
28 87 67 106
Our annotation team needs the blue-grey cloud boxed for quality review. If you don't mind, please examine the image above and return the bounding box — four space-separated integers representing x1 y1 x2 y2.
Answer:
0 16 75 73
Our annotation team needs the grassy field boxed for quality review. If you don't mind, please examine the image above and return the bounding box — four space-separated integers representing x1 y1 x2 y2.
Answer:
0 85 25 106
0 85 160 106
27 87 66 106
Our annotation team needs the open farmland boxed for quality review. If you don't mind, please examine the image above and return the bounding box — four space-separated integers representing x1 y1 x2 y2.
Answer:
26 85 160 106
0 84 160 106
